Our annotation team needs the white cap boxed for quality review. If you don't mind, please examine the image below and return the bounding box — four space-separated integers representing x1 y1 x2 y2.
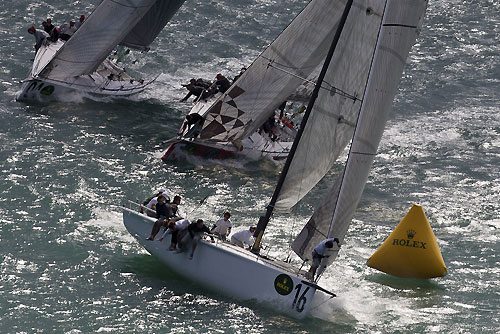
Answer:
158 188 166 193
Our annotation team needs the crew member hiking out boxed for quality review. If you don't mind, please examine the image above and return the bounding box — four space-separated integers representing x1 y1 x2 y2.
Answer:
306 238 340 281
146 194 176 240
27 26 48 55
215 73 231 93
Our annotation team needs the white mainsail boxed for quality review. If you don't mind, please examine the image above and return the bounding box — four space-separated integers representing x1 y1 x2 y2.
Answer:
274 0 386 211
121 0 186 50
291 0 428 268
38 0 157 80
196 0 351 143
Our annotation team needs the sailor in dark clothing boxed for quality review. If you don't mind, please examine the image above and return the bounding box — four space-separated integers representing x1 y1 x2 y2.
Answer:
262 115 275 133
140 188 168 214
42 19 60 42
48 26 60 42
42 20 52 34
146 194 177 240
260 114 278 141
215 73 231 93
180 113 205 136
180 78 205 102
170 195 181 216
178 219 213 259
232 67 246 84
278 101 287 119
195 78 211 88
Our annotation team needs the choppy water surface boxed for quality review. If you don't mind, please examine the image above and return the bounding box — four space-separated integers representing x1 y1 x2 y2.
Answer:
0 0 498 333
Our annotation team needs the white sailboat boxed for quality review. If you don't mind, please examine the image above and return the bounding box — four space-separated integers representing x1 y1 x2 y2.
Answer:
16 0 185 102
161 9 328 165
162 96 299 163
124 0 428 318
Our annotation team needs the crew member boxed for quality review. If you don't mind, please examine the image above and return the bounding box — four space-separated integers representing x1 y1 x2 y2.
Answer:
27 26 49 54
306 238 340 281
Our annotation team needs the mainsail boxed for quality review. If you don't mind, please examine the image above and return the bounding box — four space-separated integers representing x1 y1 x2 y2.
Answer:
38 0 158 80
292 0 428 271
273 0 386 211
196 0 351 143
286 68 320 103
120 0 186 50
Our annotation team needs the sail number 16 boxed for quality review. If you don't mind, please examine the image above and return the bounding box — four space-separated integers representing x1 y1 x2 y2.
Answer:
292 284 310 312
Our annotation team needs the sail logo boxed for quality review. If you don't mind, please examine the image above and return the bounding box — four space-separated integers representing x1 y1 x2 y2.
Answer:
274 274 294 296
392 230 427 249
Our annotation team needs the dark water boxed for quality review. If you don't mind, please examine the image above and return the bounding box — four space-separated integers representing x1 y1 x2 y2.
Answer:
1 0 499 333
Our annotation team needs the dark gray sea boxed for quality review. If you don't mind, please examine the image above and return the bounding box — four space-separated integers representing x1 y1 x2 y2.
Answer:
1 0 498 333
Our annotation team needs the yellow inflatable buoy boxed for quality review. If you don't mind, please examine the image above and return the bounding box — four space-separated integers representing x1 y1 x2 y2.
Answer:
367 204 447 279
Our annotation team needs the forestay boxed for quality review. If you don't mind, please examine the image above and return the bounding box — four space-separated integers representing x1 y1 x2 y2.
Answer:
292 0 429 267
38 0 157 80
120 0 186 50
197 0 350 142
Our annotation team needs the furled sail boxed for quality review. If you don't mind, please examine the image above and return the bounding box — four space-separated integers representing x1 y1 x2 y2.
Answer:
274 0 385 211
38 0 157 80
196 0 350 143
120 0 186 50
292 0 429 267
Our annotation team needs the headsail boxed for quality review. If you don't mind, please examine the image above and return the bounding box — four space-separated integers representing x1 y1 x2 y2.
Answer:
274 0 386 212
196 0 350 143
292 0 429 269
38 0 157 80
120 0 186 51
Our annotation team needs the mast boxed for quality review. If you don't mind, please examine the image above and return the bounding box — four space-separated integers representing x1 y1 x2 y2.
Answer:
312 0 429 279
251 0 354 253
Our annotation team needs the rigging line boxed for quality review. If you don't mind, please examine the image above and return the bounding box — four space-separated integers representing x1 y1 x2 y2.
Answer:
285 219 297 263
251 0 355 253
307 295 336 313
265 62 360 102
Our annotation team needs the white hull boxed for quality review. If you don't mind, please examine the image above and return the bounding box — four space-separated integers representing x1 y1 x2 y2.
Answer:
16 76 151 102
16 42 154 102
123 208 319 318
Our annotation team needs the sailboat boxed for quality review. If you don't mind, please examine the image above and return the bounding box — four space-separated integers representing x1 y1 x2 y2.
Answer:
124 0 428 318
16 0 185 102
161 85 312 164
161 19 325 165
